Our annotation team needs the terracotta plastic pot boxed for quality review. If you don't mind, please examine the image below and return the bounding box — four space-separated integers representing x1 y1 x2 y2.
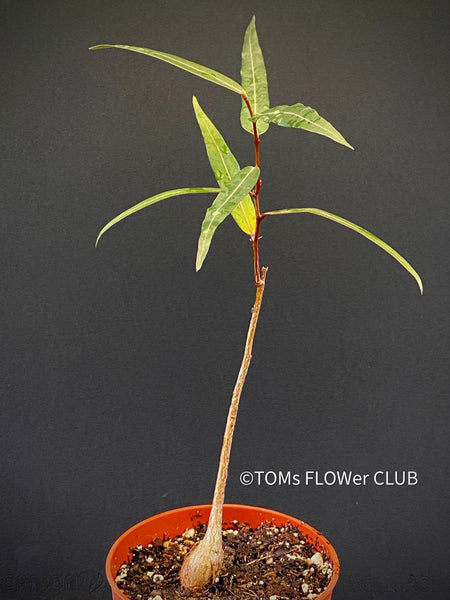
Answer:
106 504 340 600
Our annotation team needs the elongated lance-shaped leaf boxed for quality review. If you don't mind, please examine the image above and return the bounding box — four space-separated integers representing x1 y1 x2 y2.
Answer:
264 208 423 293
192 96 256 235
252 103 354 149
196 166 260 271
89 44 245 95
240 16 270 136
96 187 220 247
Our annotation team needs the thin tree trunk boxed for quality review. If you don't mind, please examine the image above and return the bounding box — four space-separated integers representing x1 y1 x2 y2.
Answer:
179 267 268 590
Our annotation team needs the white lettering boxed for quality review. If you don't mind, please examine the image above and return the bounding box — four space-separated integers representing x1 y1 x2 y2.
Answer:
278 471 291 485
374 471 384 485
408 471 418 485
254 471 264 485
265 471 277 486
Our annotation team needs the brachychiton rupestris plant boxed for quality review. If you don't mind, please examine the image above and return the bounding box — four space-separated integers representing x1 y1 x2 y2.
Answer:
92 16 422 593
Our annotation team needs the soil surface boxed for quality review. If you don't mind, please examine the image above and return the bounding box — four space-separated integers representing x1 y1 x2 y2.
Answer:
115 519 333 599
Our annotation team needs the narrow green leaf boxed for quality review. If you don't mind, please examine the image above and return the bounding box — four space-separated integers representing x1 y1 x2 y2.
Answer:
264 208 423 293
192 96 256 235
89 44 245 95
96 187 220 246
252 103 354 149
196 166 260 271
240 16 270 136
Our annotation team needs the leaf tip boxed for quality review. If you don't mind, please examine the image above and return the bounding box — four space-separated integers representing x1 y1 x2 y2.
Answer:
89 44 113 51
413 272 423 295
195 248 203 272
340 138 354 150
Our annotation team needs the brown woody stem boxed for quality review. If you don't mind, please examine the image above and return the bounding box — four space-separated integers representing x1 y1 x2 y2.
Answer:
179 268 268 591
206 267 267 527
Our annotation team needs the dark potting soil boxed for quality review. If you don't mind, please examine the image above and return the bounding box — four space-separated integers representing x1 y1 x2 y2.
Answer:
115 519 333 600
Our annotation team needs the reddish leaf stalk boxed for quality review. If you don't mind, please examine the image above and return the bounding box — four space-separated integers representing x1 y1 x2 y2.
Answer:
242 92 264 284
179 94 268 591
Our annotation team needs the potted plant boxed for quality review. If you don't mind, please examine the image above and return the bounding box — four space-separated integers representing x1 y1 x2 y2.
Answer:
91 16 422 600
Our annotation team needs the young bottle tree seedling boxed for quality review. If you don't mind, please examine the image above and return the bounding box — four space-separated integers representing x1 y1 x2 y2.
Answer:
92 17 422 592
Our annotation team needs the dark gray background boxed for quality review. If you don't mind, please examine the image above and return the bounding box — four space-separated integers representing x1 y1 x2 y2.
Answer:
1 1 449 599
